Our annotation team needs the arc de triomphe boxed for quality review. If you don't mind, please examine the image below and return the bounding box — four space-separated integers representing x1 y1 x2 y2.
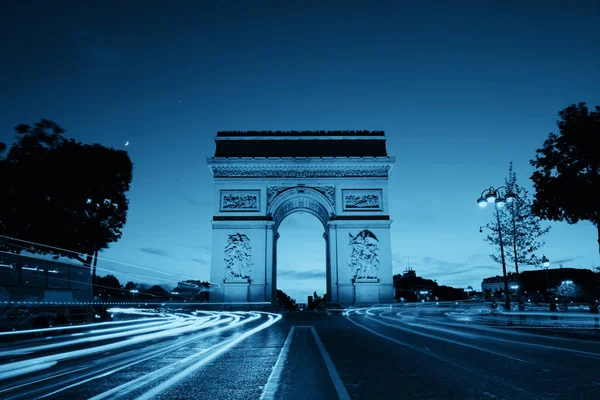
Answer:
207 131 395 305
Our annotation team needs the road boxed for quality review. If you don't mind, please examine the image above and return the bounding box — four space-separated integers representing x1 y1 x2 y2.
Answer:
1 304 599 399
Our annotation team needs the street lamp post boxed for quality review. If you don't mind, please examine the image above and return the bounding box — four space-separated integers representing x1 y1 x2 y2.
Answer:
130 289 139 302
541 255 550 296
506 192 524 310
477 186 516 311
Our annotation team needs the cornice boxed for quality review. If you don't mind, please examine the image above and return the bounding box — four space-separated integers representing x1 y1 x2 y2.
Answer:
207 162 393 178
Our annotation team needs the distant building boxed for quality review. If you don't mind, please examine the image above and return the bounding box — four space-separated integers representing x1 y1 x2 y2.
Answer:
0 253 92 303
481 268 600 300
402 267 417 279
481 272 519 293
519 267 599 299
394 268 464 301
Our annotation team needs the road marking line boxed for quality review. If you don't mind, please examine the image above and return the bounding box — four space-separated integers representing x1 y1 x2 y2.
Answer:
309 326 351 400
260 326 295 400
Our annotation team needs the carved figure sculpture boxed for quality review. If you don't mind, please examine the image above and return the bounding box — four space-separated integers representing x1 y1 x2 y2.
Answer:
348 230 380 279
224 233 253 280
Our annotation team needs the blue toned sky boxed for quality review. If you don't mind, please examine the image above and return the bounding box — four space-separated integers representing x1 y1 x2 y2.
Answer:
1 1 599 301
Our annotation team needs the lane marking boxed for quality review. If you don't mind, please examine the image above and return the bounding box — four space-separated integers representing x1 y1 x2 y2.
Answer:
260 327 296 400
309 326 351 400
260 326 350 400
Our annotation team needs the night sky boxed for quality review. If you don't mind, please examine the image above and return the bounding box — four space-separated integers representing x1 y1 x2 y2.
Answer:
2 1 599 301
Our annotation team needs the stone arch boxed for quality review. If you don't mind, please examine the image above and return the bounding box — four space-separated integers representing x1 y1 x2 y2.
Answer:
207 130 395 305
268 186 335 230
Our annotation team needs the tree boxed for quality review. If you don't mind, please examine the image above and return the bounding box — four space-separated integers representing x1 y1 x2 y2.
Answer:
485 163 550 271
276 289 296 311
530 103 600 254
95 274 123 298
0 119 133 269
145 285 170 298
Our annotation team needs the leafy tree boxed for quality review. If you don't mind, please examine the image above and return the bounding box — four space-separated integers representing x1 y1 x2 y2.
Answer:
95 274 123 298
145 285 170 298
484 163 550 271
0 119 133 269
276 289 296 311
124 281 138 291
530 103 600 254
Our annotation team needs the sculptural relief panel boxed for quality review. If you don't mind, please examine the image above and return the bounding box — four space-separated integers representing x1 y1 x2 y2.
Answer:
348 230 380 279
224 233 253 281
220 190 260 212
342 189 383 211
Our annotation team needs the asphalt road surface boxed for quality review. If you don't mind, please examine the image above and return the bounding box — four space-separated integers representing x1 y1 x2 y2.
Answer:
1 305 599 400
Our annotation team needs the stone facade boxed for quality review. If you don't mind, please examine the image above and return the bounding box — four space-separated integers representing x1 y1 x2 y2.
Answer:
207 131 395 305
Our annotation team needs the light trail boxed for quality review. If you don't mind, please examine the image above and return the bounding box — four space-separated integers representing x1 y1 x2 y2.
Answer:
88 313 280 400
0 314 198 357
132 314 280 400
0 309 282 400
356 306 600 367
0 310 224 379
0 315 172 337
346 308 545 400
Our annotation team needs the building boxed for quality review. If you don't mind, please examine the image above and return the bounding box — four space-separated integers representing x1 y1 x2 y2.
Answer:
481 272 519 294
0 253 92 303
519 267 599 300
481 268 600 301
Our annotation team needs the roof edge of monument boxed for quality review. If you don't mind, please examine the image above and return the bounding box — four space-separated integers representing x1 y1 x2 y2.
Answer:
206 156 396 164
215 130 386 137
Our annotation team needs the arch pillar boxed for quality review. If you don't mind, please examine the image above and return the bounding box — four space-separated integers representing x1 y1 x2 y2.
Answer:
326 222 339 303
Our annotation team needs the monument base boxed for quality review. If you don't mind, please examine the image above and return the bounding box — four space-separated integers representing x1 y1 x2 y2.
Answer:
353 278 380 304
223 278 250 303
337 284 354 304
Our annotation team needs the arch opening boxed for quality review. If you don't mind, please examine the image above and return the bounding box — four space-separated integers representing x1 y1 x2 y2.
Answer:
269 187 334 307
275 212 326 307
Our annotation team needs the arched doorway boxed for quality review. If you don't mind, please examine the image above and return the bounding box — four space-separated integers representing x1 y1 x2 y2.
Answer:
276 212 326 305
269 187 334 303
207 130 395 305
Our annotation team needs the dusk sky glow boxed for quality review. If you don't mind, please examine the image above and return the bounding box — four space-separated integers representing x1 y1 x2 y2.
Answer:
1 1 599 301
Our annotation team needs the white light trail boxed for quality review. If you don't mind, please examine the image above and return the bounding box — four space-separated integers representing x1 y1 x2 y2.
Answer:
133 314 281 400
0 314 229 377
0 362 58 381
87 313 269 399
0 310 282 400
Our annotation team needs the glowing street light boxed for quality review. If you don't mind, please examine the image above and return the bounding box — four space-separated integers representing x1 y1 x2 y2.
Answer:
130 289 139 302
542 255 550 268
477 186 516 311
541 255 550 294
